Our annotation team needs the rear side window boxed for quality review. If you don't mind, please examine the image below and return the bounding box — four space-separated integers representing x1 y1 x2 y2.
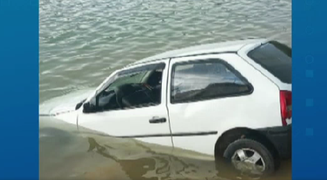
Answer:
171 59 253 104
247 41 292 84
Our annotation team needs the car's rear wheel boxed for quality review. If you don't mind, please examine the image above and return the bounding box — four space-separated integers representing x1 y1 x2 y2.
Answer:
222 138 276 176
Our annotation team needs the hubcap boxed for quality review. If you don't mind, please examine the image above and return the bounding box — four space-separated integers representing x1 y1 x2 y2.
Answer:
231 148 265 175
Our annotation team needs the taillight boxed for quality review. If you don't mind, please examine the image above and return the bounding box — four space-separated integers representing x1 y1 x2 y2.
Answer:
280 90 292 126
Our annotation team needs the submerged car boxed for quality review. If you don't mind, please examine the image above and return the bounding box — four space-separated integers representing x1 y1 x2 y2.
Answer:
45 39 291 175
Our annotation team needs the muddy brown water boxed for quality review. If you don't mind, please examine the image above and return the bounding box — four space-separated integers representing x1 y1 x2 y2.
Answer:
39 0 291 179
39 118 291 180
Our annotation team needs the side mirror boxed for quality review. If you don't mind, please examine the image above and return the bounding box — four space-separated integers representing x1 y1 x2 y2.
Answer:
75 99 86 110
83 102 93 113
82 96 98 113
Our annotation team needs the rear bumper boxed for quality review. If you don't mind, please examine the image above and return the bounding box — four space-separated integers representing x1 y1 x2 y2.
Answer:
258 125 291 159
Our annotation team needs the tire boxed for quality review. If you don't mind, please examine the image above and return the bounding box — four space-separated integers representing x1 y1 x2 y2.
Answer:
222 138 276 175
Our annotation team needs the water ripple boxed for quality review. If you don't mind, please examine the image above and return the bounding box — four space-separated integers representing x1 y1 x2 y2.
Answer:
40 0 291 103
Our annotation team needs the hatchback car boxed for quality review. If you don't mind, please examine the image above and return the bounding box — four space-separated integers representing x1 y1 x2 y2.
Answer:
46 39 292 175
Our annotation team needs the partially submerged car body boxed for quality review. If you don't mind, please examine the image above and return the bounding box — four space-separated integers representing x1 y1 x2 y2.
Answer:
45 38 292 174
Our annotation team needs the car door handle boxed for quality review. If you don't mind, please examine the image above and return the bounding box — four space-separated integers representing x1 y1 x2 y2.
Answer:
149 117 166 124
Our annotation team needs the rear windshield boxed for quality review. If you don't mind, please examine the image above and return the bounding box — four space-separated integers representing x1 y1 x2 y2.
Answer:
247 41 291 84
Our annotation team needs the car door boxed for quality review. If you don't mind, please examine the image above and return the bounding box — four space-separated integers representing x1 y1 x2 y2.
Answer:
77 59 173 147
167 54 259 155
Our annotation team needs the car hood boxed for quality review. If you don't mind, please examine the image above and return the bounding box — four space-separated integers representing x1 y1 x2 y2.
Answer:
39 89 94 116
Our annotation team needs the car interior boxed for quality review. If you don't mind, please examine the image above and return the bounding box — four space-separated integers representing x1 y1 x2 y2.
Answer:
96 68 163 112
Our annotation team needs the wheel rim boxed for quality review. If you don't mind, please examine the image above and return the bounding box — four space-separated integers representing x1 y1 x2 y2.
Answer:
231 148 266 175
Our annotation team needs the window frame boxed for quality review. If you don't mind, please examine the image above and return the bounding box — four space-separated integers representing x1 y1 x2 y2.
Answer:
170 58 254 104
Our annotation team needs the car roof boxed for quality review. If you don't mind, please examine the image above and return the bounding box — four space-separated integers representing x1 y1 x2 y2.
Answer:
127 38 267 67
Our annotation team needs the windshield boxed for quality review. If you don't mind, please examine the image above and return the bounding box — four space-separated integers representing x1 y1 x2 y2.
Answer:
247 41 291 84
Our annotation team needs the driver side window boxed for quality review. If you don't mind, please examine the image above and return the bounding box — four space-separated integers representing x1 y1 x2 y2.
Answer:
96 63 165 112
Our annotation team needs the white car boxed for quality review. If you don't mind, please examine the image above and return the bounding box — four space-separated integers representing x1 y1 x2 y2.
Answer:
45 39 291 175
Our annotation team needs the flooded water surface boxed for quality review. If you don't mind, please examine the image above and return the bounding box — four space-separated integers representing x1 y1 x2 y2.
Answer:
39 0 291 179
39 118 291 180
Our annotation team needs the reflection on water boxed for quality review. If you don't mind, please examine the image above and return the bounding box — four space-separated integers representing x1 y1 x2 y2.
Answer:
39 118 290 180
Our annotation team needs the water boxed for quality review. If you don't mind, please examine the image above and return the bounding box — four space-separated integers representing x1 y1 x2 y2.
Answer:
40 118 291 180
39 0 291 179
